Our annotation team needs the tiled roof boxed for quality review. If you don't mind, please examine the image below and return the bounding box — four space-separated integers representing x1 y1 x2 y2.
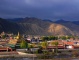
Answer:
8 39 18 45
47 46 64 49
65 42 74 45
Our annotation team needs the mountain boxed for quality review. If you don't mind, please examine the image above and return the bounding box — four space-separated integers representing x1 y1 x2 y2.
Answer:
43 19 53 23
54 19 71 23
54 19 79 36
0 17 78 36
6 18 23 22
16 17 52 35
48 24 74 36
72 21 79 25
0 18 23 34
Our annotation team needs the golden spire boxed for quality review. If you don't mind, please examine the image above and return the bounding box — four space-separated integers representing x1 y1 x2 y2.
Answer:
17 32 20 39
18 32 20 37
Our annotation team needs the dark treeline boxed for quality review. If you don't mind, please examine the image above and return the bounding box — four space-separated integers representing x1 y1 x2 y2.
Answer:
41 36 77 40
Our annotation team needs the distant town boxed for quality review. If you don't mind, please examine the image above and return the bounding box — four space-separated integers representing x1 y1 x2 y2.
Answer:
0 31 79 59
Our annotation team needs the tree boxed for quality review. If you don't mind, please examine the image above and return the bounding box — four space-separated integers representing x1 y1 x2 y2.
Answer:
55 36 58 40
41 36 58 41
41 41 48 49
41 36 49 41
51 41 59 54
20 40 28 49
28 43 33 48
66 36 71 39
1 35 6 39
49 36 54 40
48 36 58 40
60 36 66 40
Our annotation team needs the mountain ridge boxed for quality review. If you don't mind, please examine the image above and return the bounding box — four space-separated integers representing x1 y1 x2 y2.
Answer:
1 17 79 36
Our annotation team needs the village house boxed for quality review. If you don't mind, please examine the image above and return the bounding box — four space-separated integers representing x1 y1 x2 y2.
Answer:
47 38 79 49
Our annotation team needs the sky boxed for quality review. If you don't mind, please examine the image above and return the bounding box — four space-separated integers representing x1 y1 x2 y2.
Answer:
0 0 79 21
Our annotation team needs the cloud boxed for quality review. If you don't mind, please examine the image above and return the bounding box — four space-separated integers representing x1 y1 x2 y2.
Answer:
0 0 79 21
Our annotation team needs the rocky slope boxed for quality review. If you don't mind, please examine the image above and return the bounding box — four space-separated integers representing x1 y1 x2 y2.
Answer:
55 20 79 36
48 24 74 36
0 18 22 34
0 17 78 36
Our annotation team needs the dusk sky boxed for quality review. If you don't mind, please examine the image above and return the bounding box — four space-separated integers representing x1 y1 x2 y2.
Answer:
0 0 79 21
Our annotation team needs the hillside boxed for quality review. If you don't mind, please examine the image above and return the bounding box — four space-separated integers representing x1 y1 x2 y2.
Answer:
0 18 23 34
0 17 78 36
55 20 79 35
